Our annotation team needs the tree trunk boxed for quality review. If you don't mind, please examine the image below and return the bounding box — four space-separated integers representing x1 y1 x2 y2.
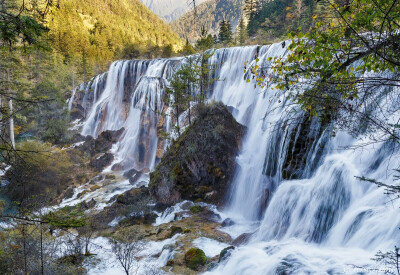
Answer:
40 223 44 275
176 104 180 137
7 69 15 149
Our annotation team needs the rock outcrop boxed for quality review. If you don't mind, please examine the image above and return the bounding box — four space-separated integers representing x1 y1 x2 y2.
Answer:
149 102 245 206
77 128 124 171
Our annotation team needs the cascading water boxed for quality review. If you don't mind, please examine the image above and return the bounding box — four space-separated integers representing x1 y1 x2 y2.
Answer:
71 58 182 171
69 44 400 274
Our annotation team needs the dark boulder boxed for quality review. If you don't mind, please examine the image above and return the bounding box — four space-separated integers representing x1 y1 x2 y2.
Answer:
89 152 113 171
221 218 235 227
149 103 245 206
114 186 150 205
123 168 150 184
219 246 235 262
231 232 254 246
78 128 125 156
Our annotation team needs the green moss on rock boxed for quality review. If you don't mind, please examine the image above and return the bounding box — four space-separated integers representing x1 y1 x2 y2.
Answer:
190 205 203 213
169 226 183 237
149 102 245 206
184 248 207 271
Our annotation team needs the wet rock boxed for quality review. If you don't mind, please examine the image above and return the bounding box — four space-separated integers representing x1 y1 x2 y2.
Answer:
219 246 235 262
200 209 221 222
89 153 113 172
70 107 84 121
190 205 204 213
89 175 104 185
105 174 116 180
71 133 85 143
115 186 150 205
162 244 176 252
277 113 327 180
118 212 157 226
154 202 169 212
221 218 235 227
80 199 97 210
231 232 254 246
149 103 245 206
174 211 189 221
169 226 183 237
123 168 138 179
166 259 174 266
123 168 149 184
77 190 88 199
78 128 124 157
63 187 75 200
180 201 194 210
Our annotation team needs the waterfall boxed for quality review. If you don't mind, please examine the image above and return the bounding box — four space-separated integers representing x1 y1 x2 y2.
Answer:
70 44 400 273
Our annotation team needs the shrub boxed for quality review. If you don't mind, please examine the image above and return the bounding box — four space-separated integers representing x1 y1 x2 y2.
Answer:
184 248 207 271
6 140 75 208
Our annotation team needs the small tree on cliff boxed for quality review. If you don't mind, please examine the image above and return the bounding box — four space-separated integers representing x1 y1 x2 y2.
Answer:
167 58 197 136
167 53 218 136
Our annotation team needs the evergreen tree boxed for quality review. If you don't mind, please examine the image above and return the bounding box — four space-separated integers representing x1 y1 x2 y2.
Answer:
182 39 196 55
168 60 197 136
218 20 233 45
237 16 247 45
244 0 259 20
196 25 214 51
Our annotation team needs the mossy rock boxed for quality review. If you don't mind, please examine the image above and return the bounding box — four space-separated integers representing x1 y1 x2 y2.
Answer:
149 102 245 206
184 248 207 271
169 226 183 237
219 246 235 262
190 205 203 213
105 174 116 180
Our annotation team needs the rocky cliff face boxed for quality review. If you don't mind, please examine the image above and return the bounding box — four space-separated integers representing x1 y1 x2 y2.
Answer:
149 102 245 206
140 0 207 22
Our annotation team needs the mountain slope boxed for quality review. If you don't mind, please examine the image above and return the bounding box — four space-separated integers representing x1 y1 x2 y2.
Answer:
171 0 244 41
140 0 207 22
47 0 184 69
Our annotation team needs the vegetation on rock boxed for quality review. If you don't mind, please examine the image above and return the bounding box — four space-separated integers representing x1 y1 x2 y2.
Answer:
149 102 245 206
184 248 207 270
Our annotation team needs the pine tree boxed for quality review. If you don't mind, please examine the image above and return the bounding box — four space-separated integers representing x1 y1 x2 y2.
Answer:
244 0 261 36
196 25 214 51
218 20 227 43
237 17 247 45
218 20 233 45
244 0 259 20
182 39 196 55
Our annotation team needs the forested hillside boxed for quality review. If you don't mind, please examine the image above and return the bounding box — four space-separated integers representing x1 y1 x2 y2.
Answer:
48 0 184 75
244 0 327 43
171 0 244 41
